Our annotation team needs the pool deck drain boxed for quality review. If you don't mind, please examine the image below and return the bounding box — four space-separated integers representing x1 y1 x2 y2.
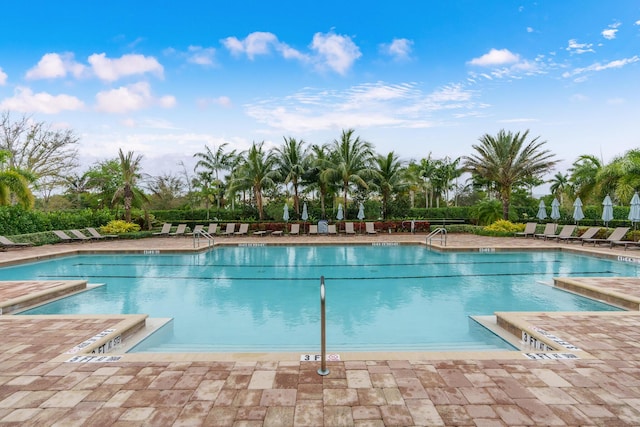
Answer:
0 234 640 425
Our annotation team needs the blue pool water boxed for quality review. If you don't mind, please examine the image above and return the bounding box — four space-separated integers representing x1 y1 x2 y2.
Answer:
9 246 631 352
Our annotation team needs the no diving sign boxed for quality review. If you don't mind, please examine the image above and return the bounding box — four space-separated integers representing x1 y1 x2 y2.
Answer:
300 354 341 362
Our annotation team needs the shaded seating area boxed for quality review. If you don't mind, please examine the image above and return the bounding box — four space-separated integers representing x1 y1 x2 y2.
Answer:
515 222 536 238
558 226 600 243
534 223 556 239
0 235 32 249
582 227 630 247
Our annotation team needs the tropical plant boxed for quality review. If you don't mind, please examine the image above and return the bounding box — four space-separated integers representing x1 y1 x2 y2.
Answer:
193 143 235 209
373 151 406 219
112 149 147 223
549 172 570 205
568 154 602 203
322 129 376 219
596 149 640 204
304 144 334 218
0 149 35 208
274 137 309 215
100 219 141 234
463 129 559 220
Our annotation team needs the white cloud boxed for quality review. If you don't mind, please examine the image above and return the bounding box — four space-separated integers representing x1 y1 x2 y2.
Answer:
0 67 7 85
222 32 309 63
197 96 232 109
186 46 216 66
88 53 164 82
25 52 85 80
468 48 520 66
527 27 534 33
562 55 640 80
95 82 176 113
0 86 84 113
566 39 594 54
310 32 361 75
636 20 640 25
380 38 413 60
602 22 621 40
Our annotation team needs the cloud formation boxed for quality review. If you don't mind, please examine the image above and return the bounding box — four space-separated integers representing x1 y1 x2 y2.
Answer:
602 22 621 40
222 32 308 62
0 67 7 85
25 52 85 80
468 49 520 66
89 53 164 82
310 32 361 75
95 82 176 113
0 87 84 113
380 38 413 60
566 39 594 54
562 55 639 80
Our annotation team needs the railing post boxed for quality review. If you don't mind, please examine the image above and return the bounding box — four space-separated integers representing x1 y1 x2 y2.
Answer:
317 276 329 376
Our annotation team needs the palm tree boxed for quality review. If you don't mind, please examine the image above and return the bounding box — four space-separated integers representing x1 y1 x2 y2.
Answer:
228 142 278 220
322 129 376 219
431 157 462 207
418 155 436 208
373 151 406 219
193 143 235 209
548 172 569 205
463 129 558 220
568 154 602 203
112 149 146 223
304 144 333 218
0 150 35 208
274 137 309 215
596 149 640 203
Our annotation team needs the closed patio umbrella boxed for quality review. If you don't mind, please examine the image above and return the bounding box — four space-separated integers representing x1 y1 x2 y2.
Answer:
337 203 344 220
536 200 547 220
301 202 308 233
629 192 640 229
602 195 613 226
283 204 289 222
550 198 561 221
573 197 584 224
357 203 365 220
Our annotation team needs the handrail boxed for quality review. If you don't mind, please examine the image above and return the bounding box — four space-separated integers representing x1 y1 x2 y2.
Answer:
193 230 214 248
426 227 447 247
317 276 329 376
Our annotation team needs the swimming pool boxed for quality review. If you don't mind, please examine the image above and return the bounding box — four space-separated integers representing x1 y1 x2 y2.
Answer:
10 245 629 352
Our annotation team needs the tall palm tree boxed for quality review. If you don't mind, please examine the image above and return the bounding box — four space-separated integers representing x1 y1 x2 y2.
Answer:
193 143 235 209
274 137 309 215
0 150 35 208
463 129 558 220
597 149 640 203
431 157 462 207
373 151 406 219
322 129 376 219
418 155 436 208
568 154 602 203
228 142 278 220
304 144 333 218
112 149 146 222
548 172 569 205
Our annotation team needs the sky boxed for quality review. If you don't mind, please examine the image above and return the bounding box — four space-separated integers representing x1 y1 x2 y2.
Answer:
0 1 639 190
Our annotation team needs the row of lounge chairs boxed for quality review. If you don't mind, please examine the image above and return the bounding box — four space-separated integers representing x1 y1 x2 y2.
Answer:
152 222 380 237
516 222 640 249
1 228 117 250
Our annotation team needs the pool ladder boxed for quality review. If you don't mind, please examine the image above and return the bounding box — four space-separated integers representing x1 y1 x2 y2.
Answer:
426 227 447 247
193 230 214 248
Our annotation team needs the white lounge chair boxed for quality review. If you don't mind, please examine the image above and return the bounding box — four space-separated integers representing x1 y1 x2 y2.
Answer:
327 224 337 235
153 223 172 236
170 224 188 236
542 225 576 241
515 222 537 238
221 223 236 236
558 227 600 243
289 223 300 235
365 222 377 235
344 222 356 235
207 223 218 234
235 223 249 236
534 223 556 239
308 225 318 235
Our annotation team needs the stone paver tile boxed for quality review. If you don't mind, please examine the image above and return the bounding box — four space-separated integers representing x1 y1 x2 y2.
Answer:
235 406 267 420
464 404 498 419
323 388 359 406
263 406 294 426
274 372 298 389
119 406 155 421
172 400 214 426
352 405 381 420
382 387 405 405
357 388 387 406
550 404 594 425
435 404 474 426
123 389 193 408
395 377 428 399
1 408 41 423
493 404 535 426
324 405 354 427
224 373 251 389
459 386 496 404
260 388 297 406
146 406 182 425
103 390 135 408
248 370 276 389
473 420 508 427
405 399 445 426
293 400 323 426
191 379 224 401
528 386 579 405
84 407 126 426
147 370 184 389
464 372 496 388
515 398 566 426
531 368 573 387
353 420 385 427
437 368 473 387
232 390 263 407
380 404 414 426
214 389 237 406
493 377 536 399
203 407 237 427
40 390 91 408
370 373 396 388
347 370 373 388
297 383 323 400
173 373 204 390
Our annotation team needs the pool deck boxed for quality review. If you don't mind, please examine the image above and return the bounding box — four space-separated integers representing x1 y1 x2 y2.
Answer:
1 233 640 426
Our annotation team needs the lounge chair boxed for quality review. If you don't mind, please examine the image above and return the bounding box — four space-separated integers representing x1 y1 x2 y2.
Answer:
87 227 117 239
515 222 537 238
344 222 356 235
207 223 218 234
253 229 268 236
169 224 187 237
542 225 576 241
582 227 630 247
53 230 85 242
0 235 32 248
188 224 204 236
327 224 337 235
153 223 172 236
69 229 92 241
558 227 600 243
289 223 300 235
365 222 377 235
534 223 557 239
234 223 249 236
221 223 236 236
309 225 318 235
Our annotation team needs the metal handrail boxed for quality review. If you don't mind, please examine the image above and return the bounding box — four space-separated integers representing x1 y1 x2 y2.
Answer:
193 230 214 248
317 276 329 376
426 227 447 246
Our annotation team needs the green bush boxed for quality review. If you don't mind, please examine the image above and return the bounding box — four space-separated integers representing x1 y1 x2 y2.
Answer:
484 219 524 233
100 220 140 234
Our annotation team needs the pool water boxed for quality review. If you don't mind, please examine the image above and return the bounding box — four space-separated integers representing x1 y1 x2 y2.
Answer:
10 246 630 352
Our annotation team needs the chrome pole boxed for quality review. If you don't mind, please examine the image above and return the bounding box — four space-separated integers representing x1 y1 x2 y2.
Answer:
317 276 329 376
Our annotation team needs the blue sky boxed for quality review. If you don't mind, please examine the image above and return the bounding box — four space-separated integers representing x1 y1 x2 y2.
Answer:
1 1 639 187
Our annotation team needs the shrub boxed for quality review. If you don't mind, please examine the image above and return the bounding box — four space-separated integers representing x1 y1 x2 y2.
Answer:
484 220 524 233
100 220 140 234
